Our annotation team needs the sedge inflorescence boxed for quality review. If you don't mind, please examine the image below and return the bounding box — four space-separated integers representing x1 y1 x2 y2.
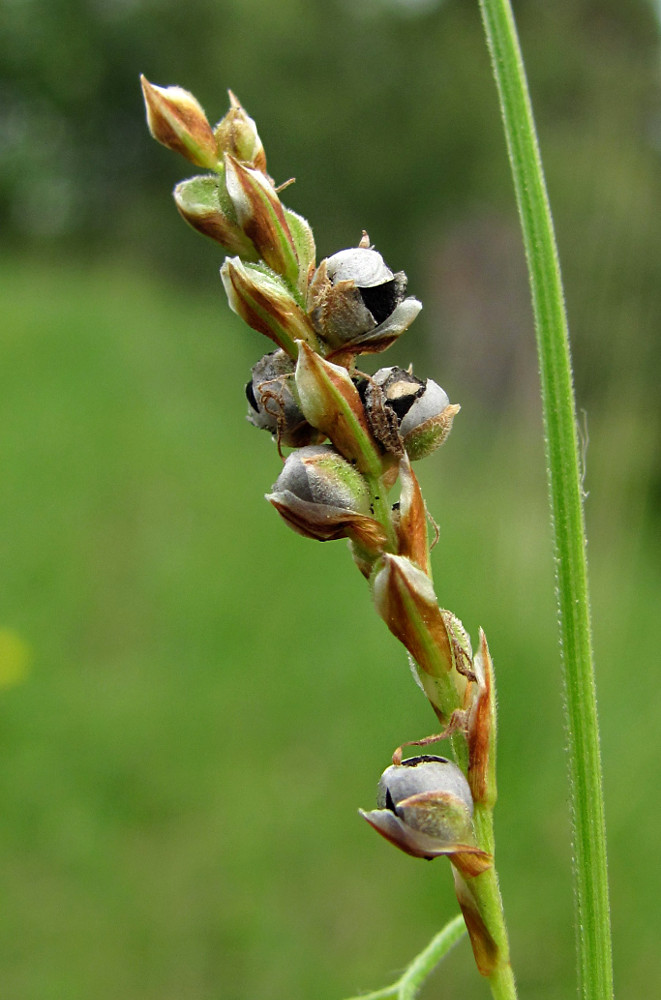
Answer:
142 79 510 980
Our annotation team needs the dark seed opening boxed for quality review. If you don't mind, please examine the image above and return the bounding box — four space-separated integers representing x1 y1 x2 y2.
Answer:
387 385 424 421
354 376 369 405
378 368 426 420
358 280 399 325
245 380 259 412
401 755 450 767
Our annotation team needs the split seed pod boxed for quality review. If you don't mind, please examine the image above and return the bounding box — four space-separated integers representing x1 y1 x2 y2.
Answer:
307 242 421 358
360 367 460 460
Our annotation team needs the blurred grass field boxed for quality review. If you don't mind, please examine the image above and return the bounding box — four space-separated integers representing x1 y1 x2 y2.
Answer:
1 253 659 1000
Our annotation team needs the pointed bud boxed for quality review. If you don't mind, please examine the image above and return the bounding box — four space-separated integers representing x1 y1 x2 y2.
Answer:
308 243 422 360
224 155 299 285
295 341 383 477
173 176 259 258
246 350 322 449
214 91 267 172
266 445 387 550
466 629 497 809
372 555 471 723
140 76 219 170
221 257 320 357
360 756 491 876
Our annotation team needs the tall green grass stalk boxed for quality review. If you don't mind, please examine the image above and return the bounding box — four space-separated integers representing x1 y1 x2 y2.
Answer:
477 2 614 997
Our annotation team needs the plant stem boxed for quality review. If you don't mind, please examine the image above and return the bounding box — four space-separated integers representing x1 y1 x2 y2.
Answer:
397 914 467 1000
470 807 516 1000
341 913 467 1000
477 2 613 997
369 495 516 994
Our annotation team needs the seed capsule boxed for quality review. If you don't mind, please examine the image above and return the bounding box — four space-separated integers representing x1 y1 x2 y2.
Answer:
360 755 491 874
266 445 387 551
272 445 370 510
325 247 402 327
359 367 459 460
371 366 426 418
357 367 424 456
378 755 474 827
246 351 320 448
307 241 421 356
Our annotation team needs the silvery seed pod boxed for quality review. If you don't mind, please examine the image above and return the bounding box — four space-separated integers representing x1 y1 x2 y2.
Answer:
360 755 491 875
377 756 474 823
246 350 320 448
266 445 387 550
307 243 421 356
325 247 402 323
371 366 426 415
362 367 460 461
272 445 370 511
400 380 460 461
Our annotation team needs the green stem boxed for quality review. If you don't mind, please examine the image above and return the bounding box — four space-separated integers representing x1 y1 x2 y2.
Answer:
366 488 514 994
477 2 613 997
397 914 467 1000
370 560 514 995
341 913 467 1000
470 806 516 1000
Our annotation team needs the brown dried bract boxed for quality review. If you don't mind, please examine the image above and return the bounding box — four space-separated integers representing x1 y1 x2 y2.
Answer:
363 378 405 456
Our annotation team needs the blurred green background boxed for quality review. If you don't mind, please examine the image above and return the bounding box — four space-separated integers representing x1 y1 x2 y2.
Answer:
1 1 660 997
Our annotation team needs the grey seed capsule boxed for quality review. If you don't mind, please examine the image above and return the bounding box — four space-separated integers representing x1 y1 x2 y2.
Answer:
399 380 450 437
357 366 433 457
246 350 319 448
361 754 490 870
273 444 371 512
246 350 295 430
308 243 414 349
377 755 474 817
325 247 394 288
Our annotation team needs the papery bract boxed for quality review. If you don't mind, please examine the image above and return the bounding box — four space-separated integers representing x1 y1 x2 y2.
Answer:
141 76 219 170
